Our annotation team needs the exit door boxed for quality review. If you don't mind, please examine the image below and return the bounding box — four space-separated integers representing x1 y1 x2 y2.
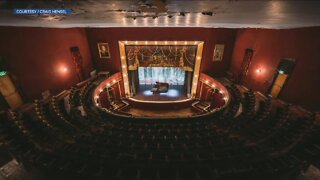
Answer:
270 73 288 98
269 59 295 98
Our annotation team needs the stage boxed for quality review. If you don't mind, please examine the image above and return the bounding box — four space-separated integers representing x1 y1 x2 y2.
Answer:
132 84 188 101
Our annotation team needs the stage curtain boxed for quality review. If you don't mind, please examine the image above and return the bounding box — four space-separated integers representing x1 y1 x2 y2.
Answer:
138 67 185 85
125 45 196 71
128 70 139 96
185 71 193 97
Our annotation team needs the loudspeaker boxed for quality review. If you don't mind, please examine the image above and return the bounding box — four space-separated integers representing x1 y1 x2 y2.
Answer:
278 59 295 74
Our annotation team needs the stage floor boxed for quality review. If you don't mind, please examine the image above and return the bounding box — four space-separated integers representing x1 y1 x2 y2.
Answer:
132 85 188 101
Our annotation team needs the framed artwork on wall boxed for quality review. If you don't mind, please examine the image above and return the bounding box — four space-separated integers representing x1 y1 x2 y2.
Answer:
213 44 225 61
97 43 111 59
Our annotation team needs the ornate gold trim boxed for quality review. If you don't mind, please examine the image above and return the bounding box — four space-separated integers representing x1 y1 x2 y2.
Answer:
118 41 204 98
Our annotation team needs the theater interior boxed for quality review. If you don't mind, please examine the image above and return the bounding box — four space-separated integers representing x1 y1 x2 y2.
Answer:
0 0 320 179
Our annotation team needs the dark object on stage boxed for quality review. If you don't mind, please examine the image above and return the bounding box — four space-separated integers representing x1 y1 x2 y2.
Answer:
151 82 169 93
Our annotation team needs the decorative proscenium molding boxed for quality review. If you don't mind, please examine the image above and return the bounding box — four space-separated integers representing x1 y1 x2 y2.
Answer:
118 41 204 98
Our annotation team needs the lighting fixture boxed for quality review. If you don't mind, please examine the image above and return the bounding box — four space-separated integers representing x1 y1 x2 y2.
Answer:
0 71 7 76
202 11 213 16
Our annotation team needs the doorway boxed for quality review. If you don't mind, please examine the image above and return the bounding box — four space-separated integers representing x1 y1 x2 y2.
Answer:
269 59 295 98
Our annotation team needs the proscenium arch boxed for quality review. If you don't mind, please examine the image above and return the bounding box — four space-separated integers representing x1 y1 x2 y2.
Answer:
118 41 204 98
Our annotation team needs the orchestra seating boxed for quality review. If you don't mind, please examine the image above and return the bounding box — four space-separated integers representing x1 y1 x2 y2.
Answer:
0 77 319 180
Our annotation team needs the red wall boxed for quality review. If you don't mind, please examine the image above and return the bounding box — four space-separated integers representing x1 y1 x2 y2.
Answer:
230 28 320 111
0 27 93 101
85 28 237 76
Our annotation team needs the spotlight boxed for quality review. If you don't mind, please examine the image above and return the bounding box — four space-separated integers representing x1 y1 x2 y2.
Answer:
202 11 213 16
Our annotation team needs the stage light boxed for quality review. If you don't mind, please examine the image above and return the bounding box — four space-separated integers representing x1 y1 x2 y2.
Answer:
179 12 185 16
279 70 284 74
202 11 213 16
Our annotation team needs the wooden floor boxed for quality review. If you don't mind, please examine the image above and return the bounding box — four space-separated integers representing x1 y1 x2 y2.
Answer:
133 85 188 101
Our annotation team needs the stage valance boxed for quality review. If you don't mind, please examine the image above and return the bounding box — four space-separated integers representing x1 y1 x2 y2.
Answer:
125 45 197 71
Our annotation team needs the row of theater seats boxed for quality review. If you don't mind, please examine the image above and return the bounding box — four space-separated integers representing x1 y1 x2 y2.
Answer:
0 77 319 180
